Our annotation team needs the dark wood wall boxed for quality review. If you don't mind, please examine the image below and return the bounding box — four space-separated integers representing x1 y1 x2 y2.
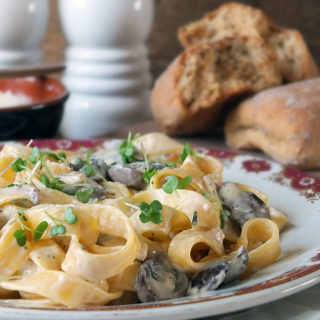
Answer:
45 0 320 80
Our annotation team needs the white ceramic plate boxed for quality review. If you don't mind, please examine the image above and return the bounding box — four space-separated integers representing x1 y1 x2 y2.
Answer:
0 140 319 320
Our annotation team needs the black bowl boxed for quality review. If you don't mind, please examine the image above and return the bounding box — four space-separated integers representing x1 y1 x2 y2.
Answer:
0 76 68 140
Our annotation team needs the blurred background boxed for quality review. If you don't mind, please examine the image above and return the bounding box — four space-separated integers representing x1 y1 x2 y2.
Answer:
43 0 320 80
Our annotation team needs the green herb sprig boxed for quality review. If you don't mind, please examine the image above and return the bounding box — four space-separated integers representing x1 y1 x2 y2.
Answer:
178 142 195 163
75 188 94 203
165 162 177 168
142 168 157 184
140 142 158 185
12 210 48 247
28 147 40 165
11 158 28 172
220 208 230 229
139 200 162 224
82 149 107 181
119 132 139 164
29 147 67 166
162 175 192 194
40 173 66 192
45 207 78 237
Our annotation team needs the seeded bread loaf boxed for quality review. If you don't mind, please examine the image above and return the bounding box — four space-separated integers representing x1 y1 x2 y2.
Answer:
178 2 318 82
225 78 320 169
151 37 282 135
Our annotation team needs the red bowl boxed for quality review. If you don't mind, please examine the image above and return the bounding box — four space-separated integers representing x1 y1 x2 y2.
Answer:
0 76 68 140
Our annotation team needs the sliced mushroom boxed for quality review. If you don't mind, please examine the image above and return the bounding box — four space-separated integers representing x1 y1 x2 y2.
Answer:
108 161 166 190
224 246 249 283
188 246 249 295
69 157 85 171
62 184 106 200
188 262 229 295
135 251 189 302
108 163 145 190
71 157 110 182
82 158 110 181
218 182 269 227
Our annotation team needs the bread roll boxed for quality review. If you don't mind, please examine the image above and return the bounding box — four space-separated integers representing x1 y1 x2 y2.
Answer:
151 37 281 135
225 78 320 169
178 2 319 82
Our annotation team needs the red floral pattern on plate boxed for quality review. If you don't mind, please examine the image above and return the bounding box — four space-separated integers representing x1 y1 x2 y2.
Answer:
283 167 320 192
242 159 271 173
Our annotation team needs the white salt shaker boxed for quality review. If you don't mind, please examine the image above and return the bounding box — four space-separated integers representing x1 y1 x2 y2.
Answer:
58 0 154 138
0 0 49 67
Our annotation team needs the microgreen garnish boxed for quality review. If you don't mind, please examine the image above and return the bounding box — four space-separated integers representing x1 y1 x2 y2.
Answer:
178 176 193 189
45 152 67 163
178 142 195 163
0 140 33 178
76 188 94 203
13 229 27 247
139 200 162 224
11 158 27 172
84 166 94 177
162 175 192 194
82 149 107 182
73 157 85 168
86 149 92 163
220 208 230 229
28 147 39 165
40 174 65 192
202 193 209 199
140 142 158 185
165 162 177 168
64 207 78 225
13 210 48 247
119 132 139 164
29 147 67 167
26 160 41 184
142 168 157 184
192 211 198 226
50 225 66 237
45 207 78 237
33 221 49 241
162 176 179 194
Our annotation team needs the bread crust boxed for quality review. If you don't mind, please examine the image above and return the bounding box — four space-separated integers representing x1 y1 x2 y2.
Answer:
151 37 281 135
225 78 320 169
178 2 319 82
179 2 271 47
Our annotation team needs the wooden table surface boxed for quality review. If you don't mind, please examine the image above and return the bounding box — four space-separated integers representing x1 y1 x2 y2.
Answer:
107 120 320 179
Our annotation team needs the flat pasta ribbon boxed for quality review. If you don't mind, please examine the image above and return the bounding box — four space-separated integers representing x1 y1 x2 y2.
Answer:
0 270 121 307
0 219 31 277
130 204 191 241
236 218 281 277
133 189 220 230
62 204 141 281
168 228 224 273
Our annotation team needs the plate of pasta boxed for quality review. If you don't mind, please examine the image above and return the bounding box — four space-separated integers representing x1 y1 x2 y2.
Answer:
0 133 319 320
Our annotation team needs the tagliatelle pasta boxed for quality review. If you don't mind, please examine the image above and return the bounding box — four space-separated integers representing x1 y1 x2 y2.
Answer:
0 133 287 307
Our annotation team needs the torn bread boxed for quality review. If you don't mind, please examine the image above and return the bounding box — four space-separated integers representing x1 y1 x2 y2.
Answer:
178 2 318 82
225 78 320 169
151 36 281 135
